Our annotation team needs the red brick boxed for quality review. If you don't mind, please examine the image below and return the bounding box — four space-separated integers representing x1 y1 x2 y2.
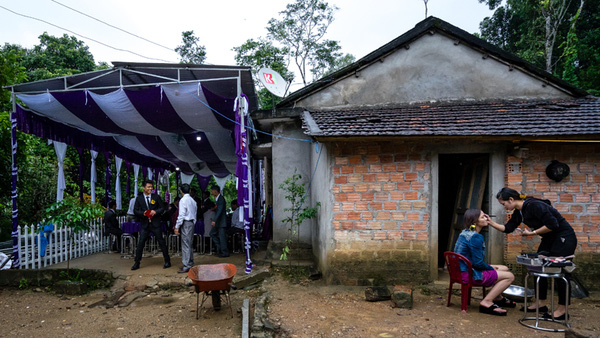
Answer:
590 175 600 183
571 174 587 183
382 164 396 172
397 163 411 171
507 173 522 184
367 221 382 230
555 204 569 213
382 183 396 191
355 202 369 211
366 155 379 163
349 155 362 164
390 173 403 181
589 234 600 243
407 154 421 161
399 222 413 230
376 212 391 220
383 202 397 210
405 172 418 181
340 221 353 230
407 212 420 221
570 205 584 213
404 191 419 200
362 212 373 220
334 213 348 221
413 222 427 231
348 174 362 183
417 232 428 241
390 191 403 201
590 215 600 223
387 230 402 239
534 183 550 192
333 221 341 230
413 201 427 209
363 174 376 182
341 166 354 174
391 212 406 221
376 173 390 182
412 182 425 191
398 202 411 210
368 183 382 192
576 234 589 243
562 213 576 222
584 224 599 233
587 204 599 213
571 224 584 232
370 202 383 211
575 194 591 203
354 165 368 174
582 185 598 193
335 193 347 202
341 185 354 193
374 192 388 201
354 184 368 192
347 193 360 202
382 221 397 230
354 221 367 230
403 231 417 240
341 203 355 211
362 192 375 201
334 176 347 184
335 156 348 165
397 182 410 191
579 163 595 173
373 231 387 240
415 162 426 171
348 212 361 221
564 184 581 193
355 146 368 155
559 194 574 202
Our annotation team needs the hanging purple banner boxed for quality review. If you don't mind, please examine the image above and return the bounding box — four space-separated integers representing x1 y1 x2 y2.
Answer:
235 95 253 274
196 174 211 192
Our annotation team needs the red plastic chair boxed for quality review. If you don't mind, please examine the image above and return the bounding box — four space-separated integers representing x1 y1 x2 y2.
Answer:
444 251 487 312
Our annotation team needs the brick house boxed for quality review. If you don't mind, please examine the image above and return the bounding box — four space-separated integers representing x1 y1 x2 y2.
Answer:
253 17 600 288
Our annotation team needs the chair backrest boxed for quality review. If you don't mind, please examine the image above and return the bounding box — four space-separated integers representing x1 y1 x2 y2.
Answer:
444 251 474 285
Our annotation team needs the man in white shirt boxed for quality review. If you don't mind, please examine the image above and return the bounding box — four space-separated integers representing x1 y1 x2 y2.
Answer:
174 183 197 273
228 200 245 235
126 197 136 222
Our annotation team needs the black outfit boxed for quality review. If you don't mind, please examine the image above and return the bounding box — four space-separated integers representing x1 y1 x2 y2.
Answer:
133 193 170 266
198 197 214 220
504 198 577 305
104 209 123 252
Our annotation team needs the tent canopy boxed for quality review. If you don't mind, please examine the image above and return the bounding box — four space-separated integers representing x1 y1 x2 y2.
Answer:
9 62 258 175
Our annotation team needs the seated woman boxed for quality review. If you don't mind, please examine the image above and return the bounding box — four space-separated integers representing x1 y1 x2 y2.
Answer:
454 208 516 316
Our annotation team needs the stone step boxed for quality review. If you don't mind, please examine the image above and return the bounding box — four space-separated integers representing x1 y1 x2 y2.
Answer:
269 259 315 267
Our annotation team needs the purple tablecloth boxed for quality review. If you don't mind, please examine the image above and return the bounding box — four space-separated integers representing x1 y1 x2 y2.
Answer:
122 222 140 233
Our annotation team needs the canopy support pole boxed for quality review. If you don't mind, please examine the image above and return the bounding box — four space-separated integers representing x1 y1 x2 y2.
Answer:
10 89 20 268
237 72 253 274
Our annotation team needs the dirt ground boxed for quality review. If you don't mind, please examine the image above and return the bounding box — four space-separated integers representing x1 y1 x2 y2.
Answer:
1 251 599 337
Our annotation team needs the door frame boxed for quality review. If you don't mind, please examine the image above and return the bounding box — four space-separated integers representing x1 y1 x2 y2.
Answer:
429 144 506 281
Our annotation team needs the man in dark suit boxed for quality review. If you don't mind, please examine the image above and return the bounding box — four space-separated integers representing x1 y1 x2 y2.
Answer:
210 185 229 257
131 180 171 270
104 200 122 252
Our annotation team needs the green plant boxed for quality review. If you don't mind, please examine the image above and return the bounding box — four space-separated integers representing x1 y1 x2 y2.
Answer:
278 171 320 261
18 277 28 289
45 197 104 276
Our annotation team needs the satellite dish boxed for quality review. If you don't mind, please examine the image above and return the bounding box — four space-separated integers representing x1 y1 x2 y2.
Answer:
258 67 287 97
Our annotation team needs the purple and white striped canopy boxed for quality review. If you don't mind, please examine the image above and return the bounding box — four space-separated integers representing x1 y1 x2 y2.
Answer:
16 83 239 175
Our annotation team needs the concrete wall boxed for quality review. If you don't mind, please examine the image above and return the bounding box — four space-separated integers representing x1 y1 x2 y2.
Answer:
271 121 314 244
296 33 571 109
310 142 334 274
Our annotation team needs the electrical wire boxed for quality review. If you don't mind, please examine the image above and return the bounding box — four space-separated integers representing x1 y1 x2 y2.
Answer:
0 4 173 63
50 0 175 53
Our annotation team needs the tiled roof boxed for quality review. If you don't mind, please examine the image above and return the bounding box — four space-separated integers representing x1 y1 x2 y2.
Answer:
302 98 600 137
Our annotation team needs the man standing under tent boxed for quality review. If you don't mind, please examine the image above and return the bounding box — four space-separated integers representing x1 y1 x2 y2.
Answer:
210 186 229 257
131 180 171 270
104 200 122 252
174 184 197 273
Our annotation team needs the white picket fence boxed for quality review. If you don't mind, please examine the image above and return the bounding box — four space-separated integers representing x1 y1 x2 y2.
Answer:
17 216 126 269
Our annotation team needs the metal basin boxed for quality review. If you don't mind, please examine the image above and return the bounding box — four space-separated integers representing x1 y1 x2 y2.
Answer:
502 285 534 302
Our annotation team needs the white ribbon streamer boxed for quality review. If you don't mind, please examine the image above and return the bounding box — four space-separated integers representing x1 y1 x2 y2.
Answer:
53 142 67 202
90 150 98 203
115 156 123 209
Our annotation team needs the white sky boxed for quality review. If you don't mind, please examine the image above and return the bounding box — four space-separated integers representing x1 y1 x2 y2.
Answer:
1 0 493 87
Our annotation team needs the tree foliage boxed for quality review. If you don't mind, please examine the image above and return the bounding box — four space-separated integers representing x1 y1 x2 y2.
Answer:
267 0 340 85
478 0 599 94
175 30 207 64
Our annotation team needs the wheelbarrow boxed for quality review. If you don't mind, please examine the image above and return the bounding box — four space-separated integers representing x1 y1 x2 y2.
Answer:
188 263 237 319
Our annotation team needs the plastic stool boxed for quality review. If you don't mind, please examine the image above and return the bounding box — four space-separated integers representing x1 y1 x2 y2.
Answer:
121 234 136 255
520 270 570 332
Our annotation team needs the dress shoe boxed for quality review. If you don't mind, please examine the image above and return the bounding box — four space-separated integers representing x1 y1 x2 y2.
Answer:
163 262 171 269
131 262 140 270
177 267 190 274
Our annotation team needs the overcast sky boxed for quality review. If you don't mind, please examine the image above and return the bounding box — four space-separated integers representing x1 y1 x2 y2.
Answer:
1 0 493 86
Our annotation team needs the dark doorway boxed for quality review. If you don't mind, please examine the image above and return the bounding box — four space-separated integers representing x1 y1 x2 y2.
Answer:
438 153 490 269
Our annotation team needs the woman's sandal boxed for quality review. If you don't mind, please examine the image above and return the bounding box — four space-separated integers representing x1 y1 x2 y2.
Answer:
479 303 508 316
493 296 517 308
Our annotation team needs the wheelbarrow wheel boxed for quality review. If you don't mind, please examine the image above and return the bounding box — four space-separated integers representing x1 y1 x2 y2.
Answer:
211 291 221 311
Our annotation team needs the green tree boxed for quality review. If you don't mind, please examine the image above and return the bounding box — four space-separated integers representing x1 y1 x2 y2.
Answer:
175 30 207 64
478 0 599 93
267 0 341 85
21 32 96 81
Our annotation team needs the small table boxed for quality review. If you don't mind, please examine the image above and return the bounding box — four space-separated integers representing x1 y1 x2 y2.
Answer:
520 270 570 332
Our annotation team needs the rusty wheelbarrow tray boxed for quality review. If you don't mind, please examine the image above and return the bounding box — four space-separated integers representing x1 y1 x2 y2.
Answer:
188 263 237 319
